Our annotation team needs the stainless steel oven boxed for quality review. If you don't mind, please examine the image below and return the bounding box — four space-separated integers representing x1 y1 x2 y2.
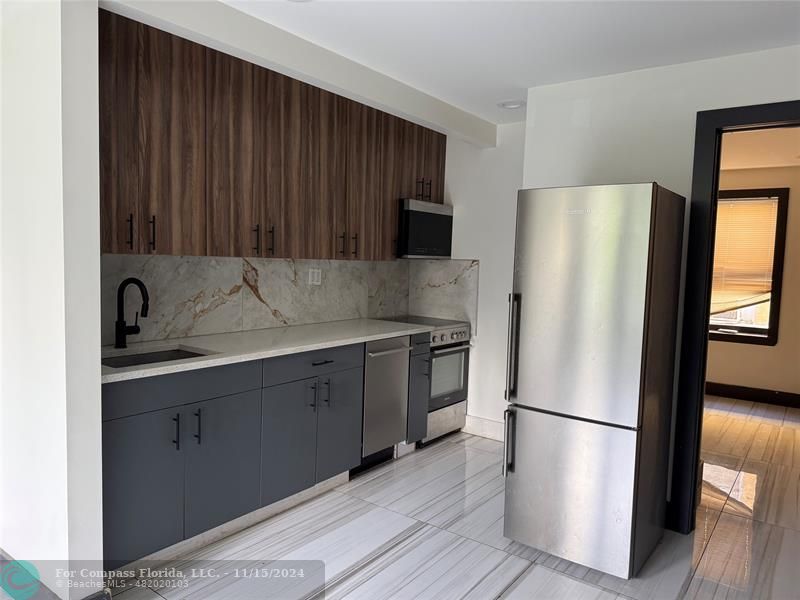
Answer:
429 342 470 412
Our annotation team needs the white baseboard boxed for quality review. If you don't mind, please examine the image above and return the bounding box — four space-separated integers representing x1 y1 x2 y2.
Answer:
462 414 504 441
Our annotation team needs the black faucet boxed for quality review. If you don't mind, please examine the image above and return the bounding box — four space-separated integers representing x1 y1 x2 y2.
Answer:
115 277 150 349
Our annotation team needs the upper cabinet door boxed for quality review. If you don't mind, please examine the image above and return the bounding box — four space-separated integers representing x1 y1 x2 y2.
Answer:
429 130 447 204
399 120 424 202
206 49 255 257
139 25 207 255
317 90 348 260
346 102 382 261
378 113 404 260
99 11 141 254
253 66 286 258
283 80 319 260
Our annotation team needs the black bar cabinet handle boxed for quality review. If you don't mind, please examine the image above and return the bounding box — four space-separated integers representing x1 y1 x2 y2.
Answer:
309 382 317 411
148 215 156 251
338 232 347 256
351 233 359 257
424 180 432 201
252 224 261 255
268 225 275 256
172 413 181 451
125 213 134 249
322 378 331 405
193 408 202 444
311 359 334 367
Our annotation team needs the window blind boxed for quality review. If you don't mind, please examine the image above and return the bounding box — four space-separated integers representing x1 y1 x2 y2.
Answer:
710 196 778 315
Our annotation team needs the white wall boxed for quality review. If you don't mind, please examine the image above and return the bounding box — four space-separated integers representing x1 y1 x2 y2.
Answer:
520 44 800 477
62 0 103 582
707 166 800 393
447 123 526 436
523 45 800 195
1 0 71 580
0 1 101 597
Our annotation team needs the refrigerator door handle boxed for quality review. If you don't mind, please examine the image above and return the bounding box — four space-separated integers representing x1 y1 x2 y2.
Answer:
503 408 515 476
505 293 521 399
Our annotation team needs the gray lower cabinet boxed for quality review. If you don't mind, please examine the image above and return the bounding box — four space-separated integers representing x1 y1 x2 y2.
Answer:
103 347 366 568
261 368 364 506
261 378 319 506
184 390 262 538
407 353 431 443
103 406 185 570
316 367 364 481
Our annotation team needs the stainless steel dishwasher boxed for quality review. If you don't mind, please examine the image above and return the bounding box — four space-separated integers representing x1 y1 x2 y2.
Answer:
363 336 411 457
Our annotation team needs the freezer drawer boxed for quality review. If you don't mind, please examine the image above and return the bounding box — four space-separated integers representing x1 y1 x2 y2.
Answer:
503 406 638 579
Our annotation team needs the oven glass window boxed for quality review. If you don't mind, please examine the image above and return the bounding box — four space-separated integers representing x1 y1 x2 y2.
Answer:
431 351 465 397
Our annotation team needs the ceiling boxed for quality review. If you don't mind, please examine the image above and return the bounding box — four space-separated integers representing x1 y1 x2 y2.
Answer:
721 127 800 170
223 1 800 124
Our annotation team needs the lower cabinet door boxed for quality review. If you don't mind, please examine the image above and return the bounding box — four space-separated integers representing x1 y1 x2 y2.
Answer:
184 390 262 538
261 378 318 506
103 407 185 569
407 353 430 443
316 367 364 482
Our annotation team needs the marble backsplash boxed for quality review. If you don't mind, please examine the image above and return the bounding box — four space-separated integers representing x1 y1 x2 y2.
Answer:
101 255 478 345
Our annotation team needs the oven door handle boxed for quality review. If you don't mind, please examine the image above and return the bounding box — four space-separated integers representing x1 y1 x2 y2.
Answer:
431 345 470 357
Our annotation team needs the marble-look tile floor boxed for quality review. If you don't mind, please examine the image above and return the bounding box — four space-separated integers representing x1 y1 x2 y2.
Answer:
114 397 799 600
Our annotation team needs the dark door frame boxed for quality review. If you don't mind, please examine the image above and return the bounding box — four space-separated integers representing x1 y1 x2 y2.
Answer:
667 99 800 534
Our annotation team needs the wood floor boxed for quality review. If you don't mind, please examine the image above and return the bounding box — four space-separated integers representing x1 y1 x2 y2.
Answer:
112 398 800 600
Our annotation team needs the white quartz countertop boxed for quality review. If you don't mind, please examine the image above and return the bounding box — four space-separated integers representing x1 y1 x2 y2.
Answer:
101 319 434 384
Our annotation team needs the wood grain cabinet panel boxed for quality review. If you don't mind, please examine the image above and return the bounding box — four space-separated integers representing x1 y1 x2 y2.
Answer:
317 90 349 260
253 66 287 258
99 11 141 254
139 24 207 255
206 49 254 257
100 13 447 259
283 80 319 259
378 113 405 260
346 102 382 261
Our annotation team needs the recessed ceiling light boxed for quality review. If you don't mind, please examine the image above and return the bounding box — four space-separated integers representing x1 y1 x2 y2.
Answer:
498 100 526 110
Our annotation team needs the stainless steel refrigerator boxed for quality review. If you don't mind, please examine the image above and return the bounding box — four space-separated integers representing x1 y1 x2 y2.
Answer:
503 183 685 579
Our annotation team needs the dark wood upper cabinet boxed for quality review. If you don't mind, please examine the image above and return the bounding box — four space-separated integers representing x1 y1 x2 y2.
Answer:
139 24 206 256
99 11 140 254
99 12 446 260
429 131 447 204
283 79 319 260
346 102 382 261
379 113 404 260
100 10 206 256
206 49 254 257
318 90 349 260
253 66 287 258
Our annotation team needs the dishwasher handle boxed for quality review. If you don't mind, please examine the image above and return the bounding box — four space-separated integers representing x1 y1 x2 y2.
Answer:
367 346 411 358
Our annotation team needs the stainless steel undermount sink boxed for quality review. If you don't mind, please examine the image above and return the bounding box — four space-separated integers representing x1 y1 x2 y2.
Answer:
102 348 209 369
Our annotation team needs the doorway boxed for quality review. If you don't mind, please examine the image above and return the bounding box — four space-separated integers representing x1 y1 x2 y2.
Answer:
669 100 800 534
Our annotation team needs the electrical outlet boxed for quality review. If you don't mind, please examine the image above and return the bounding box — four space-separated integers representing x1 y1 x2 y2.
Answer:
308 268 322 286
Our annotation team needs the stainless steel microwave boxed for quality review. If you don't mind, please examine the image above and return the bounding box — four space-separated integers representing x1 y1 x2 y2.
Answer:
397 199 453 258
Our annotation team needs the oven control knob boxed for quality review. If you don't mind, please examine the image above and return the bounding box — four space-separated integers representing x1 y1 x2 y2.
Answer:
450 333 455 340
432 335 438 343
